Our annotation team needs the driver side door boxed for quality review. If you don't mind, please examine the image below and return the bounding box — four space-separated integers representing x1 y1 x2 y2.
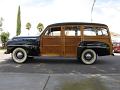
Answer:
40 26 63 56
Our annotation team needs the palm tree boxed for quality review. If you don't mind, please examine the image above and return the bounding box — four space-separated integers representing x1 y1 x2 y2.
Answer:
0 17 3 32
26 22 31 35
37 23 44 32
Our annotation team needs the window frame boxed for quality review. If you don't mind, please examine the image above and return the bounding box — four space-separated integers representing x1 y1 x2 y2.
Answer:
64 25 81 36
83 25 109 36
43 26 62 37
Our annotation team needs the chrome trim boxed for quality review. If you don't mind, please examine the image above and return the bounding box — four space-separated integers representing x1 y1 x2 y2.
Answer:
78 46 109 48
7 45 34 47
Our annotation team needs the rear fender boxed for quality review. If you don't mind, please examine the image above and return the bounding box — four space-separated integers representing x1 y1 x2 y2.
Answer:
77 41 110 58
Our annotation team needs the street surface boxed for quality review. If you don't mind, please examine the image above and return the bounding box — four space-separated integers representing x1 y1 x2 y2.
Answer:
0 50 120 90
0 50 120 74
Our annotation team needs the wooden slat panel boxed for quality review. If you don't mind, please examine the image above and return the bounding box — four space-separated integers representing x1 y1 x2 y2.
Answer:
40 36 63 56
64 36 81 57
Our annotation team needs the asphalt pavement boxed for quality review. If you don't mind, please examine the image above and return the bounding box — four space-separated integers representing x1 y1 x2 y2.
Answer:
0 50 120 90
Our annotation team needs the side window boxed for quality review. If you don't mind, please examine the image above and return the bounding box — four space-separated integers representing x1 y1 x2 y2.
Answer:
97 27 108 36
83 26 108 36
83 27 96 36
64 26 80 36
97 30 102 35
102 28 108 35
45 27 61 36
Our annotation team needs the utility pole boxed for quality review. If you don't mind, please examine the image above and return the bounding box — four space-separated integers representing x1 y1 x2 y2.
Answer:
91 0 96 22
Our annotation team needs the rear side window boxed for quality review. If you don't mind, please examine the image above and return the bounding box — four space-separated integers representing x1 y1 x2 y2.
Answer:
96 27 108 36
83 26 108 36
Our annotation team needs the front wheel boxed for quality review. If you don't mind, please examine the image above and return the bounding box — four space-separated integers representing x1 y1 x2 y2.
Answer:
80 49 97 65
12 48 28 63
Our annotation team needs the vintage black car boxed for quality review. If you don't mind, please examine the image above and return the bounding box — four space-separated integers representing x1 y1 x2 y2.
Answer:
5 22 113 64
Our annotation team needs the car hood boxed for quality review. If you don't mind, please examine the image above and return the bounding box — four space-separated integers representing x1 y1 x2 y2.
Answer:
6 36 39 46
12 36 39 40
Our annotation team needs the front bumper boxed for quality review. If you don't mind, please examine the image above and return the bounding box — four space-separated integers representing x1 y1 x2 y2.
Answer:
4 49 11 54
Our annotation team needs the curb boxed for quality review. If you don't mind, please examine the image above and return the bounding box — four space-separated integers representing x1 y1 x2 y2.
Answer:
0 50 5 53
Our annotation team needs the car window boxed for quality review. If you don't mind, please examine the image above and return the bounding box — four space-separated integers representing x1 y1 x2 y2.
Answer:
83 26 108 36
45 27 61 36
83 27 96 36
97 27 108 36
64 26 81 36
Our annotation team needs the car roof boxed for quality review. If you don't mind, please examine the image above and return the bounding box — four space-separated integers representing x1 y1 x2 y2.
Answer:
47 22 108 27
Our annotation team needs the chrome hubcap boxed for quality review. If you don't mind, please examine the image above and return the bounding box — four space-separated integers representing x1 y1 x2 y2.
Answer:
16 52 23 59
86 53 92 58
85 53 93 60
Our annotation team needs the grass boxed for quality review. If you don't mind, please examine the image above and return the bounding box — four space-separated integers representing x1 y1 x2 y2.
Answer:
61 77 108 90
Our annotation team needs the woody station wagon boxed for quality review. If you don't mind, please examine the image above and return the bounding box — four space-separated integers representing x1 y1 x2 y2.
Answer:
5 22 113 64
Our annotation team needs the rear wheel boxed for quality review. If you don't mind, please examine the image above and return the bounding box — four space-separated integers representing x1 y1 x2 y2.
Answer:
80 49 97 65
12 48 28 63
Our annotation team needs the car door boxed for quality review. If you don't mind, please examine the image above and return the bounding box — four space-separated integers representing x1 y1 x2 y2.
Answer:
63 25 82 57
40 26 63 56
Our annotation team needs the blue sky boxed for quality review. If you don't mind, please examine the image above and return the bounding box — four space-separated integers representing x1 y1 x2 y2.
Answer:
0 0 120 37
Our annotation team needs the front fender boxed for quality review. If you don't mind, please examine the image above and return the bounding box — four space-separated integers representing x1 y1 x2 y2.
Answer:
5 45 39 56
5 36 40 56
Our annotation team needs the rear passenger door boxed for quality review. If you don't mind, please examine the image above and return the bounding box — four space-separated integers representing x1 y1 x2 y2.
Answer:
63 26 82 57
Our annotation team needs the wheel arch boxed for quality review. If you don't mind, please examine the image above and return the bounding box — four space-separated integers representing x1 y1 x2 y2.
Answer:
11 46 29 54
77 47 98 58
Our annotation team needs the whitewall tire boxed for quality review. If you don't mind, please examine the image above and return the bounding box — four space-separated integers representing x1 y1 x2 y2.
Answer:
12 48 27 63
81 49 97 65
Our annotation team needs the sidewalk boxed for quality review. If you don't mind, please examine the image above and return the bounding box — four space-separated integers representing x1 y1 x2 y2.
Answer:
0 50 10 62
0 73 119 90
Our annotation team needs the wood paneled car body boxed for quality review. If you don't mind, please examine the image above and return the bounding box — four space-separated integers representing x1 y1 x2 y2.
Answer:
5 22 113 64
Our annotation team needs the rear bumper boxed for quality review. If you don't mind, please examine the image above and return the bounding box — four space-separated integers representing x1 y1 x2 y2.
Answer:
112 53 114 56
